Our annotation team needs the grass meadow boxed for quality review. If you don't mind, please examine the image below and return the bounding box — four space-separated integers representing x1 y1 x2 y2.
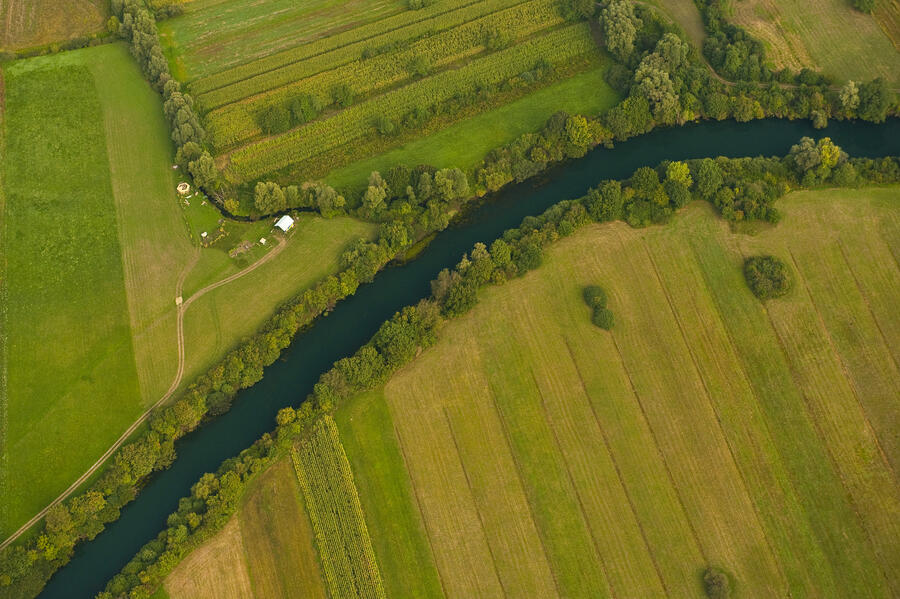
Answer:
326 67 621 191
345 188 900 597
0 0 107 51
729 0 900 84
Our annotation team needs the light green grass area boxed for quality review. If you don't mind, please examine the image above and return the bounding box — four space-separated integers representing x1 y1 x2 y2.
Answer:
0 49 141 536
326 67 621 190
161 0 406 80
730 0 900 85
346 190 900 597
179 215 376 386
334 390 444 599
648 0 706 48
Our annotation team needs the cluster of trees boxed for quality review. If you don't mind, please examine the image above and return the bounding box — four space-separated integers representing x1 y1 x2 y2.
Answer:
744 255 792 300
595 0 897 143
112 0 213 186
583 285 614 329
252 180 346 217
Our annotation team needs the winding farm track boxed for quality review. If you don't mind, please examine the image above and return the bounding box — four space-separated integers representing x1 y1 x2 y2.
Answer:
0 237 287 550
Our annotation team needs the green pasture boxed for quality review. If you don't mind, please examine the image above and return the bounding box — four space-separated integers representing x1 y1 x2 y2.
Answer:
326 67 621 190
0 49 142 536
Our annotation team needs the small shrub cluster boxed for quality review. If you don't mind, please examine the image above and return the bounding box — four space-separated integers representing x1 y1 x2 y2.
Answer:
583 285 614 329
744 255 792 300
702 566 732 598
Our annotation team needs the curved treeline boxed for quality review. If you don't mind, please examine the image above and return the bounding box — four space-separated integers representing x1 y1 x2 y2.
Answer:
96 141 900 599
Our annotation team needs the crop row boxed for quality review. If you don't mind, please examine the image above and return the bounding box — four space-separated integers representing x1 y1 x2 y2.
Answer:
203 0 563 136
292 417 386 599
199 0 562 112
225 23 596 182
190 0 525 97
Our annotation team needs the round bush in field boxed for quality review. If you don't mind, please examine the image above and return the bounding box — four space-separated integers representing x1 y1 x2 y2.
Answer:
702 567 732 598
592 306 614 330
583 285 607 308
743 255 791 299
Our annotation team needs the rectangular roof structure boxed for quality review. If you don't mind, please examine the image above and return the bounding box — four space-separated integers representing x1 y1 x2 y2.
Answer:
275 214 294 232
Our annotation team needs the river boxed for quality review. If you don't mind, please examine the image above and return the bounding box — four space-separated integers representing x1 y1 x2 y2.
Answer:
38 117 900 598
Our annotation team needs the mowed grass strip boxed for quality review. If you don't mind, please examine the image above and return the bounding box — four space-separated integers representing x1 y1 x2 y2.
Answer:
481 283 668 597
86 43 194 404
239 458 327 599
735 207 900 591
292 416 386 599
643 214 841 596
688 200 895 597
1 54 141 536
584 228 788 595
730 0 900 84
334 390 444 599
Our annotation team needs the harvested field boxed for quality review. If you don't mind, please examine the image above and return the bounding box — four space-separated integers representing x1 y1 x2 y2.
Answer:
0 0 106 51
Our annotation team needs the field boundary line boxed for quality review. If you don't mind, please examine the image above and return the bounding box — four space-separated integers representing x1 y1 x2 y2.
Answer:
641 239 789 590
388 420 451 599
606 331 710 563
482 373 565 598
755 253 896 593
0 237 286 550
785 249 899 485
528 368 619 599
561 337 669 596
441 406 510 597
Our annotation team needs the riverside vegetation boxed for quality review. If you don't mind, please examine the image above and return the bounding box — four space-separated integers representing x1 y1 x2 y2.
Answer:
2 0 899 595
95 139 900 598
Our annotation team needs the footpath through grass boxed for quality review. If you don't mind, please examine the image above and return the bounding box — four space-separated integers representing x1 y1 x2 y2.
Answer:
326 67 620 190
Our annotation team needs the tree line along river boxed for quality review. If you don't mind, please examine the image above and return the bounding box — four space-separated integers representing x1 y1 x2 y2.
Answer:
39 117 900 598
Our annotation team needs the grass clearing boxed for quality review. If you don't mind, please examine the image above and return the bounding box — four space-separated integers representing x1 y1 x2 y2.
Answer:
0 0 107 51
326 67 620 190
729 0 900 84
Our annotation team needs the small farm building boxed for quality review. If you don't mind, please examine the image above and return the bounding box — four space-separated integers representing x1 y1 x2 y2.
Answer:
275 215 294 232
